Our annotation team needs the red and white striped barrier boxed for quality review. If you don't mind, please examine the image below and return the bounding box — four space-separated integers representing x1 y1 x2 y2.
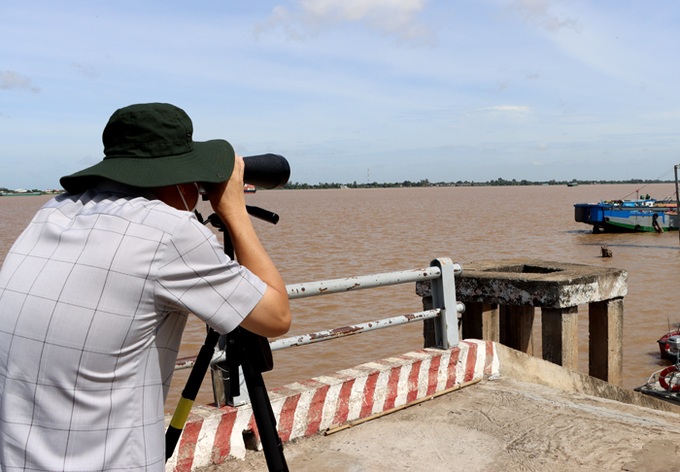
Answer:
165 340 499 471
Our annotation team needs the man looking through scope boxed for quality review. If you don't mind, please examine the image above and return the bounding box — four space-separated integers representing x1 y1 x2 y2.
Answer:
0 102 291 470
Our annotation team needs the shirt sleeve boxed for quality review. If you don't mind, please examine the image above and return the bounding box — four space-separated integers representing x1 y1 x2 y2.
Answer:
154 213 267 334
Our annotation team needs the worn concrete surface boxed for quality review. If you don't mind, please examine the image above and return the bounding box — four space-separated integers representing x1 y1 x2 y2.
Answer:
198 375 680 472
455 258 628 308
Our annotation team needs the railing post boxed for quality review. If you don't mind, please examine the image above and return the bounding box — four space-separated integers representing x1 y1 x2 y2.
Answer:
430 257 460 349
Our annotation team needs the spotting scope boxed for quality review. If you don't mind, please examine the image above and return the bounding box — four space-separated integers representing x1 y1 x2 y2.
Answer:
243 154 290 189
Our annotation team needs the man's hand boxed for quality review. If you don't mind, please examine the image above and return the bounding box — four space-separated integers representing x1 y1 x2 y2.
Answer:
205 154 247 219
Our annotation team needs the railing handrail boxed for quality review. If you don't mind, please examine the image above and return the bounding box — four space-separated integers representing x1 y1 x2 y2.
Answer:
175 258 462 371
286 265 459 299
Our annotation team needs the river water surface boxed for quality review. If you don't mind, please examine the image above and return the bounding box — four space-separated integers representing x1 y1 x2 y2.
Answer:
2 183 679 413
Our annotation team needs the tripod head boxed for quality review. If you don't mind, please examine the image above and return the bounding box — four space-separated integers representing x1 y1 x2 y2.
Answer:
198 205 279 227
195 204 280 264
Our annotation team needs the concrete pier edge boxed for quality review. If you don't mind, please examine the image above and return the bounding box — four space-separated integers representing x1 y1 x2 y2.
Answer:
165 339 498 471
165 338 680 471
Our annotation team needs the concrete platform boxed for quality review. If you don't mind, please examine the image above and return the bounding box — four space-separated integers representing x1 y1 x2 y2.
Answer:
169 342 680 472
166 340 496 470
200 376 680 472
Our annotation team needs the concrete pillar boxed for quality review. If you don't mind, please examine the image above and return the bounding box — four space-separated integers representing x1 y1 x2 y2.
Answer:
418 259 627 384
589 298 624 385
500 305 535 355
541 306 579 370
462 302 500 342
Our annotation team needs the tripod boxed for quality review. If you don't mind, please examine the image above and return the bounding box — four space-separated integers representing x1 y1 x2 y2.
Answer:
165 205 288 472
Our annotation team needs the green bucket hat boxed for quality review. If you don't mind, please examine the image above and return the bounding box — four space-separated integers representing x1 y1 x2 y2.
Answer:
59 103 235 193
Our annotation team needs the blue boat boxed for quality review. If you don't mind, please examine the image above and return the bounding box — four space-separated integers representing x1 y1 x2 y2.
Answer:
574 199 678 233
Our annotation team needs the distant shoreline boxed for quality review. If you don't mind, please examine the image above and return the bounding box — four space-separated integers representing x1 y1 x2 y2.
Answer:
1 179 675 193
283 179 676 190
0 191 61 197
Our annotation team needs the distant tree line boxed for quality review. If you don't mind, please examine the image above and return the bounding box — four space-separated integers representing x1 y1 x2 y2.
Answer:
2 178 673 193
282 178 674 190
0 187 44 193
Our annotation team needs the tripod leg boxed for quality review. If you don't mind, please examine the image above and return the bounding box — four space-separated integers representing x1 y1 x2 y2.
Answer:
165 328 220 461
242 359 289 472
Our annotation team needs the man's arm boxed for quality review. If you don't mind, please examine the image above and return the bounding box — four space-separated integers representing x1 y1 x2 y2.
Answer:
206 155 291 338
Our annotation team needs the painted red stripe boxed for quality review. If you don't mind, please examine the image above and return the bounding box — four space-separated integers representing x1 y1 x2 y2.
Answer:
407 359 423 402
426 353 442 395
485 340 494 374
464 342 478 382
360 371 380 418
210 408 238 464
299 378 326 388
445 348 461 389
383 366 402 410
305 384 331 436
277 393 302 442
174 418 203 472
332 378 356 426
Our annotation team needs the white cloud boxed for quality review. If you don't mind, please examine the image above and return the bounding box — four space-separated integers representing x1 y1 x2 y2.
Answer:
0 70 40 93
505 0 582 33
259 0 434 44
70 63 100 79
484 105 533 115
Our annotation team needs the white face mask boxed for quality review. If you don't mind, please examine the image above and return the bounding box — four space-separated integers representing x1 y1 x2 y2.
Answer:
176 183 200 211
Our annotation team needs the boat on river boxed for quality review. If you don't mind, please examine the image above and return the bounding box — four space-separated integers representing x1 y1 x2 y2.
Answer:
658 327 680 360
635 363 680 406
574 198 678 233
636 330 680 405
637 333 680 405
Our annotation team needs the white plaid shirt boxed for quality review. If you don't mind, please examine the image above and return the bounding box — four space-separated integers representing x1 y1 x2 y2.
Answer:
0 182 266 471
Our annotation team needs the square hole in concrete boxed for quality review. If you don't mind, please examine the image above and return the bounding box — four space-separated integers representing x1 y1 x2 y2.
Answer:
482 264 564 274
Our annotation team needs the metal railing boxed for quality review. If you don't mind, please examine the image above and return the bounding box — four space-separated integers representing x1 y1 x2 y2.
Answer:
175 257 463 371
273 257 463 351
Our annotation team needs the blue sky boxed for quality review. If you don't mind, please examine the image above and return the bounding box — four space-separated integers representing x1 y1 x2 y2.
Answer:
1 0 679 189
